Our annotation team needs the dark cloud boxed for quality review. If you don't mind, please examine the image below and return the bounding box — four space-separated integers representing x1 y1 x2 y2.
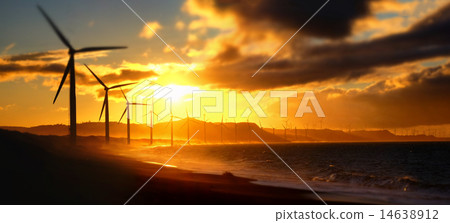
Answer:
212 44 241 63
0 62 65 78
197 3 450 89
1 52 158 92
95 87 127 99
317 63 450 128
5 51 64 62
77 69 158 87
200 0 377 39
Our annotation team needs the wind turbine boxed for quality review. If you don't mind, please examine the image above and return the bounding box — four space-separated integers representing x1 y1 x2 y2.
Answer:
282 124 287 140
170 109 174 147
220 115 224 143
304 123 309 137
143 101 159 145
203 114 207 144
85 65 135 143
148 98 158 145
38 5 127 144
234 119 238 143
295 126 297 140
186 109 190 145
247 118 251 142
118 89 147 145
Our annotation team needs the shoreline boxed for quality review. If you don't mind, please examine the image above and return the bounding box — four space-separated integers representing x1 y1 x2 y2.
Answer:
0 129 376 205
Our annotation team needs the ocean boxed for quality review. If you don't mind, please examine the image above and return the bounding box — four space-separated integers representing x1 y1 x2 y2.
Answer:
133 141 450 204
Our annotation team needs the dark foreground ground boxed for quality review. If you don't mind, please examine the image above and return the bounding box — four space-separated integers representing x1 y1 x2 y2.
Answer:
0 129 372 205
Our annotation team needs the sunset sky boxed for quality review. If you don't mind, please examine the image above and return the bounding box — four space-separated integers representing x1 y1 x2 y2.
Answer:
0 0 449 136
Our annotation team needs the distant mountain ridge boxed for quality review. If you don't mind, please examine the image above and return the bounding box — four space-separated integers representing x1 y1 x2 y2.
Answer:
1 120 446 143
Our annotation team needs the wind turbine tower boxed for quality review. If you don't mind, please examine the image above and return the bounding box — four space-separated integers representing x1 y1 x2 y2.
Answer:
38 5 126 144
85 65 134 143
118 89 148 144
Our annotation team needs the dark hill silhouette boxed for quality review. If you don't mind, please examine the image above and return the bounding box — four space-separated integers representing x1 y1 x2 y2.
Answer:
1 121 446 143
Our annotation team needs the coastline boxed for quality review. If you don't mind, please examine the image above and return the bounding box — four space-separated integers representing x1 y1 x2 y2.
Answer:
0 129 374 205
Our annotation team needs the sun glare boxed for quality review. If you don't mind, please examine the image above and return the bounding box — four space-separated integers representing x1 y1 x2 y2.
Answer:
165 84 200 102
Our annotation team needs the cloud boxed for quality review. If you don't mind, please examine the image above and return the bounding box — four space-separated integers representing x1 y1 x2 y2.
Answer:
191 3 450 90
186 0 380 39
56 107 68 112
139 21 162 39
0 58 66 81
2 43 16 55
313 62 450 128
77 68 158 87
0 104 16 111
5 51 63 62
175 20 185 30
0 50 159 100
3 49 109 62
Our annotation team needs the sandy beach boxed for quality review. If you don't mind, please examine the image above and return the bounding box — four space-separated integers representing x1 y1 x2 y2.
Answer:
0 129 376 205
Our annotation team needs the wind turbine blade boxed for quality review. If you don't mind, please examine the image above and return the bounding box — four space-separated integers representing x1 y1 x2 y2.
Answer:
37 5 73 49
118 108 127 123
53 58 71 104
84 64 106 88
76 46 127 53
120 88 128 102
99 96 107 121
110 82 137 89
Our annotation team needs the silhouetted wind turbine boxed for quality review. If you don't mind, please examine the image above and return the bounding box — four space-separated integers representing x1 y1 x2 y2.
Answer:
186 109 190 145
220 115 224 143
142 98 159 145
149 98 154 145
170 108 174 147
38 5 127 144
85 65 135 143
282 124 287 140
203 114 207 144
234 119 238 143
295 126 297 140
247 118 251 142
304 123 309 137
118 88 147 144
147 110 159 145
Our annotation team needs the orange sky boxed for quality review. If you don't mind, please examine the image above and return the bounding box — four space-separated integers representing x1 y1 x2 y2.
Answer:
0 0 449 136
